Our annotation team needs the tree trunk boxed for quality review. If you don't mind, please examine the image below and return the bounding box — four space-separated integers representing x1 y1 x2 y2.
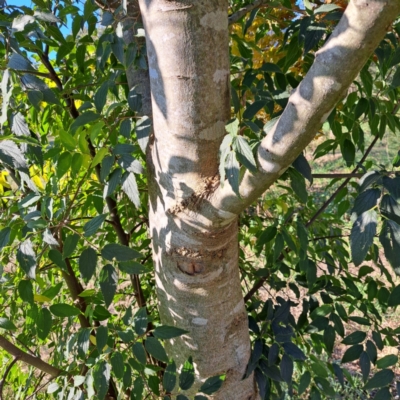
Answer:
139 0 256 397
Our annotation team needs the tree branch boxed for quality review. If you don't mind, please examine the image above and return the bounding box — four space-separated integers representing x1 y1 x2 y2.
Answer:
204 0 400 222
0 336 62 378
228 0 268 25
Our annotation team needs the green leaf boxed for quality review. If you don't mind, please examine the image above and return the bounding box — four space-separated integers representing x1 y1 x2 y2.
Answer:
391 66 400 88
359 171 381 192
8 53 35 71
376 354 398 369
70 112 101 133
136 116 151 154
121 172 140 208
351 188 380 217
323 325 335 354
83 214 107 237
99 264 118 308
350 210 377 266
359 351 370 382
341 138 355 167
94 81 109 113
50 304 81 317
0 140 28 173
290 170 308 203
373 387 391 400
132 342 147 365
342 331 367 345
93 361 111 400
77 328 90 358
57 152 72 179
79 247 97 283
243 100 266 120
37 308 52 340
111 352 124 379
388 284 400 307
314 377 335 397
17 239 36 279
292 153 312 184
18 280 34 304
48 249 67 271
225 119 239 136
199 374 225 395
234 136 257 172
72 153 83 176
145 337 168 363
364 369 394 390
133 307 148 335
379 220 400 274
298 371 311 395
96 326 108 353
34 11 60 23
59 129 77 151
226 151 240 197
314 3 341 13
0 227 11 251
366 340 377 364
342 344 363 363
179 357 195 390
91 148 109 168
163 360 177 393
282 342 306 361
0 317 17 331
153 326 188 340
127 86 142 111
63 233 79 259
102 243 141 262
280 354 293 383
354 98 369 119
118 261 148 274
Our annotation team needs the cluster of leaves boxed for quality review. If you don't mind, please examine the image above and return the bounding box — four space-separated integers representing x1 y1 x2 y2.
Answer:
227 2 400 399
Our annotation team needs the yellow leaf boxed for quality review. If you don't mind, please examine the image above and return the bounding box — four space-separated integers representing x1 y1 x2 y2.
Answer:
90 335 96 345
34 294 51 303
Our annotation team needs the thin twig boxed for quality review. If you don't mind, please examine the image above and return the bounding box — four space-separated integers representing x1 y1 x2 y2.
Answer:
229 0 268 25
0 356 19 400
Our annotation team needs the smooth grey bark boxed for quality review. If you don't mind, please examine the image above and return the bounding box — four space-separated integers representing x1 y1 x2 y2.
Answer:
137 0 399 398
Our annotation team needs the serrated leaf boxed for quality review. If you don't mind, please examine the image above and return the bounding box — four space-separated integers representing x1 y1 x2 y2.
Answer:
314 377 335 397
37 308 52 340
127 86 142 111
70 112 100 133
376 354 398 369
104 168 122 199
57 152 72 179
350 210 377 266
136 116 151 154
199 374 225 395
225 119 239 136
48 249 67 271
99 264 118 308
63 233 79 259
298 371 311 395
101 243 141 262
91 147 109 168
354 98 369 119
342 331 366 345
380 194 400 225
364 369 394 390
7 53 35 71
314 3 341 13
226 151 240 196
79 247 97 282
93 361 111 400
342 344 363 363
234 136 257 172
0 140 28 173
179 357 195 390
388 284 400 307
282 342 306 360
17 239 36 279
43 229 59 246
83 214 107 237
132 342 147 365
34 11 60 23
11 112 30 137
111 352 124 379
18 280 34 304
153 326 188 340
145 337 168 363
50 303 81 317
118 261 148 274
292 153 312 184
359 171 381 192
94 81 109 113
121 172 140 208
163 360 177 393
323 325 335 354
243 100 266 120
96 326 108 353
0 227 11 251
280 354 293 383
351 188 380 216
0 317 16 331
379 220 400 274
77 328 90 358
133 307 148 335
118 154 144 174
120 119 131 138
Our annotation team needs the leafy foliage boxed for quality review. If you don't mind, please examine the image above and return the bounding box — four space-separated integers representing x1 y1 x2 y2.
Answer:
0 0 399 399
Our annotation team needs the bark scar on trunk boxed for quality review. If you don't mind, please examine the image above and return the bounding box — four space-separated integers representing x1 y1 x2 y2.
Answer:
167 174 220 215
